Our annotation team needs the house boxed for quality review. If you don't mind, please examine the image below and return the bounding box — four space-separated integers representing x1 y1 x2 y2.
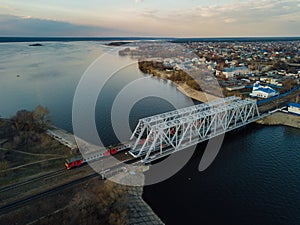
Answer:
250 82 279 98
288 102 300 115
223 67 235 78
223 66 250 78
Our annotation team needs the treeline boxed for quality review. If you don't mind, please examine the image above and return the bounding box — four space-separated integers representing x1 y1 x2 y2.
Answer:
138 60 165 73
138 60 201 90
0 105 51 147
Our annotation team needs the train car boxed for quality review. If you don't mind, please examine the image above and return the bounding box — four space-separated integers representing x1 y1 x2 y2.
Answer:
65 155 84 170
65 143 131 169
107 143 131 155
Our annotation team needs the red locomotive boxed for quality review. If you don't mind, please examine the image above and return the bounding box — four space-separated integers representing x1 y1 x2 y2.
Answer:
65 155 84 170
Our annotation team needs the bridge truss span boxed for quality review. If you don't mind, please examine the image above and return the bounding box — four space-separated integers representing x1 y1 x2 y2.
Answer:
129 97 261 163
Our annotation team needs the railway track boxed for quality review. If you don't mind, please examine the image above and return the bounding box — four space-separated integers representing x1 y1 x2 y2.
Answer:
0 173 98 215
0 169 67 193
0 157 140 214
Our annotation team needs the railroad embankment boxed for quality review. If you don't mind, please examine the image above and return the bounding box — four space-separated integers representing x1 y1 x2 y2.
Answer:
112 166 165 225
256 112 300 129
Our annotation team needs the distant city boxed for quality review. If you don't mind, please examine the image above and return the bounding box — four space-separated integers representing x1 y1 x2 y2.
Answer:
120 39 300 104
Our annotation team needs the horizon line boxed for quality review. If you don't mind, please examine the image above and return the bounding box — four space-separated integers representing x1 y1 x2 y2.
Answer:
1 35 300 39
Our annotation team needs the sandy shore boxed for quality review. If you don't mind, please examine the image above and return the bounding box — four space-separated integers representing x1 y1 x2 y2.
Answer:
256 111 300 129
176 82 220 102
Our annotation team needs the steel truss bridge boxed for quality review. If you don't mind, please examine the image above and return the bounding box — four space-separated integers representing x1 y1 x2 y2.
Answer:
129 96 264 163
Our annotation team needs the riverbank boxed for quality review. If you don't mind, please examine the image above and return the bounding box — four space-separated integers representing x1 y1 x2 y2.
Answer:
176 82 220 102
138 61 222 102
46 125 165 224
127 186 165 225
112 166 165 225
256 111 300 129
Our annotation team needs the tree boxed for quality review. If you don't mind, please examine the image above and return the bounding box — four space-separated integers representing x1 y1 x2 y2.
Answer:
10 106 51 146
0 119 14 139
12 110 35 133
186 80 200 90
282 78 296 92
272 60 288 71
33 105 51 132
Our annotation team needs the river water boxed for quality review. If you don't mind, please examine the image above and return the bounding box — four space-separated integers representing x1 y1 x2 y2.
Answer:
0 41 299 225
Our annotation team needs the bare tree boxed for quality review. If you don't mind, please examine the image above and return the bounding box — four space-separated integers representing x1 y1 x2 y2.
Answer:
33 105 51 132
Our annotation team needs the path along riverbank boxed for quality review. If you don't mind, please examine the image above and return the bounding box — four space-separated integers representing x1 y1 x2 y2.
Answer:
176 82 220 102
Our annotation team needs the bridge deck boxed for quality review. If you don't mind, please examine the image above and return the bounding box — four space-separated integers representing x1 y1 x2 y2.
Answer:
129 96 266 163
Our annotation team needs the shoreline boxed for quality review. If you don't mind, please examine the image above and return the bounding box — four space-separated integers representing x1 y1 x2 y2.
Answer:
141 66 300 130
176 82 220 102
143 68 221 102
128 186 165 225
256 111 300 129
112 167 165 225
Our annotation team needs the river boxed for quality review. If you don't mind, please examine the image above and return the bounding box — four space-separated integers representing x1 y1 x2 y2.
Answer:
0 41 299 225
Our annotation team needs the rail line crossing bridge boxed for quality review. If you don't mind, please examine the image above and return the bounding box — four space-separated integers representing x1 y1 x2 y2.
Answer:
129 96 265 163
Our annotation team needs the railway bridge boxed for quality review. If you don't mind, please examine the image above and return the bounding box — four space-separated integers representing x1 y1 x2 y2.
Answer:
129 96 267 163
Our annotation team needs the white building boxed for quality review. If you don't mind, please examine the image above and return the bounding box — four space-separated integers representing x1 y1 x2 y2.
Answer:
288 103 300 115
223 66 250 78
250 82 279 99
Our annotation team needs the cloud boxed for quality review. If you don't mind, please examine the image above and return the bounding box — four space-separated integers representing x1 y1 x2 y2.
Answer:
0 14 128 36
139 9 160 19
134 0 300 36
187 0 300 20
1 0 300 37
224 18 236 23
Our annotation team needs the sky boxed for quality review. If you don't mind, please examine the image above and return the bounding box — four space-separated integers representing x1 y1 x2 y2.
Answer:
0 0 300 37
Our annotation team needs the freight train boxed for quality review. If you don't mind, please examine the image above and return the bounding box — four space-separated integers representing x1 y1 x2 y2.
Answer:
64 143 131 170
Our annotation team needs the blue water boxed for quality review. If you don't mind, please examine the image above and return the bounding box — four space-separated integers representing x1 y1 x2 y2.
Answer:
143 125 300 225
0 40 300 225
0 41 108 129
0 37 172 43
